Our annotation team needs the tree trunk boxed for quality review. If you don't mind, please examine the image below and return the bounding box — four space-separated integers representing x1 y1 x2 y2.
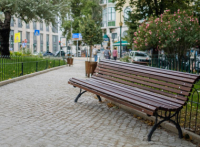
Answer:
89 45 92 62
0 12 11 56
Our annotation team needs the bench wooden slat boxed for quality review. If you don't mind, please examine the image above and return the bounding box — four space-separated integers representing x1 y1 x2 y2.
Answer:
101 59 199 80
69 78 157 112
88 78 183 109
94 73 188 101
68 80 155 115
99 62 196 83
96 64 193 88
90 77 186 106
95 69 190 96
71 78 180 111
95 67 191 92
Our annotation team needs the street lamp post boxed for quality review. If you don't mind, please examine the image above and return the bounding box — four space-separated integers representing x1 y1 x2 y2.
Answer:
119 11 123 58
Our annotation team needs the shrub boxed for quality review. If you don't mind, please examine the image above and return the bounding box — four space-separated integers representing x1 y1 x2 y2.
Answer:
133 9 200 59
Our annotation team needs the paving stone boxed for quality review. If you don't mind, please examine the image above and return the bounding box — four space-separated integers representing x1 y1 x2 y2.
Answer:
0 58 196 147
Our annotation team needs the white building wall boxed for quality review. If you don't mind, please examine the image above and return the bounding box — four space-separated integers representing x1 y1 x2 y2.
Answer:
10 17 59 54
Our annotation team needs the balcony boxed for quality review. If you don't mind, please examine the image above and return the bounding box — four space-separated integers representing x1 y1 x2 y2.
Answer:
100 0 107 6
108 21 115 27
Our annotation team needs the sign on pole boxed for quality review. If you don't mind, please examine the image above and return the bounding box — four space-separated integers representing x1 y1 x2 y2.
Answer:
72 33 82 41
60 37 66 47
14 33 20 43
34 30 40 36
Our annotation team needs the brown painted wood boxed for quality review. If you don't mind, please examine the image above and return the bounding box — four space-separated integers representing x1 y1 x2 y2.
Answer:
98 62 196 83
93 74 188 102
89 77 185 106
69 79 157 111
95 70 190 96
101 59 199 79
95 67 191 92
95 65 193 88
68 81 155 115
86 78 183 109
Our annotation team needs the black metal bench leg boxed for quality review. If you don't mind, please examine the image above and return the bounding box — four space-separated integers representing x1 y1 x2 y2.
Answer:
148 111 183 141
96 95 102 102
74 89 87 103
170 112 183 139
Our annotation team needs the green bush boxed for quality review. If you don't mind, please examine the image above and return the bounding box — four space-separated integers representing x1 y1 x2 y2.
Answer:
120 56 130 63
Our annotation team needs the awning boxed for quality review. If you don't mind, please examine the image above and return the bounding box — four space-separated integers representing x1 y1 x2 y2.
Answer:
113 41 129 46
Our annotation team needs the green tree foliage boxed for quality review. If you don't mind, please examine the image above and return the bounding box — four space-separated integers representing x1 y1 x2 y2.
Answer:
61 0 101 45
79 15 103 61
0 0 69 56
134 9 200 59
113 0 193 48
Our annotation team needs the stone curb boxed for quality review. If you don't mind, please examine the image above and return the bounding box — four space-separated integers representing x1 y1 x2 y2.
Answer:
0 65 67 87
109 100 200 144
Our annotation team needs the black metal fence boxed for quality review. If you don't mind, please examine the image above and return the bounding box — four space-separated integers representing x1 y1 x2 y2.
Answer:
0 56 66 82
150 55 200 136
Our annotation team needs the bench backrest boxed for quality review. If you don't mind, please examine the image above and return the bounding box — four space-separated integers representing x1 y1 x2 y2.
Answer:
94 59 200 105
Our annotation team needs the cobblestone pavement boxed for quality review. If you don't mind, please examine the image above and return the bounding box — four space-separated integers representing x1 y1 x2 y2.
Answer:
0 58 196 147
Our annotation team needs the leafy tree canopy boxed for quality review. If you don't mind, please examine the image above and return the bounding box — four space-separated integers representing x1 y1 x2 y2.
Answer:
112 0 198 49
0 0 70 55
134 9 200 58
61 0 102 42
79 15 103 61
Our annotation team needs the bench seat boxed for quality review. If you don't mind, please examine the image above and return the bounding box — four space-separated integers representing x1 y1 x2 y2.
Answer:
68 59 200 141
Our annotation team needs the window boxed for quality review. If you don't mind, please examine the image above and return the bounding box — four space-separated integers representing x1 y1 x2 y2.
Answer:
108 8 115 21
40 34 43 52
112 33 117 39
33 21 37 30
33 32 37 52
40 22 43 31
46 34 49 51
102 8 107 27
9 30 14 51
52 35 58 53
18 31 22 51
46 24 49 32
10 17 14 27
52 24 58 33
26 23 30 29
26 32 30 49
18 18 22 28
124 7 131 22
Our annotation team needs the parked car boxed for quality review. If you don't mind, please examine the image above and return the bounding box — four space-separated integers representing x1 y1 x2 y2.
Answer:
129 51 151 63
43 51 54 57
54 50 66 57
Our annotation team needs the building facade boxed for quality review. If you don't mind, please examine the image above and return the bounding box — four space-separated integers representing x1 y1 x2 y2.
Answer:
100 0 131 53
10 17 59 54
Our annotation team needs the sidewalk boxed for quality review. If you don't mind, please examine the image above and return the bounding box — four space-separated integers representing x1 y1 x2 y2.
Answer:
0 58 196 147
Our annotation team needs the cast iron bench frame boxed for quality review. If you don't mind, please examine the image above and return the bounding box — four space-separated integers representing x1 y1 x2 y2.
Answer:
68 59 200 141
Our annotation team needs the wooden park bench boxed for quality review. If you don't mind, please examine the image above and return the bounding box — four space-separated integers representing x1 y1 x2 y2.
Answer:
68 59 200 141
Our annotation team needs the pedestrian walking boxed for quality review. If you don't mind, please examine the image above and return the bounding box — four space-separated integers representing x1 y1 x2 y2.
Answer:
108 47 111 59
104 47 111 59
113 47 118 60
93 46 98 62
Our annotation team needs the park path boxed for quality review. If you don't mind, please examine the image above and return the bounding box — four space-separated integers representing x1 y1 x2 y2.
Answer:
0 58 196 147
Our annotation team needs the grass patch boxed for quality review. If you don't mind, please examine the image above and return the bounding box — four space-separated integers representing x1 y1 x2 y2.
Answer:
0 56 66 81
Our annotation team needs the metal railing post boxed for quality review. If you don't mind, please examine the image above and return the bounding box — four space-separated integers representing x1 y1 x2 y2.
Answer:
36 61 38 72
21 62 23 76
46 60 48 69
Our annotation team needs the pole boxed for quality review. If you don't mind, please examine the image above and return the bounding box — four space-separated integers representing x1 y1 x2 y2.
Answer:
120 11 123 58
77 40 78 57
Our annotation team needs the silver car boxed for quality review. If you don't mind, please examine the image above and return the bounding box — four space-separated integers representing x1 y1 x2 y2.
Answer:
129 51 151 63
